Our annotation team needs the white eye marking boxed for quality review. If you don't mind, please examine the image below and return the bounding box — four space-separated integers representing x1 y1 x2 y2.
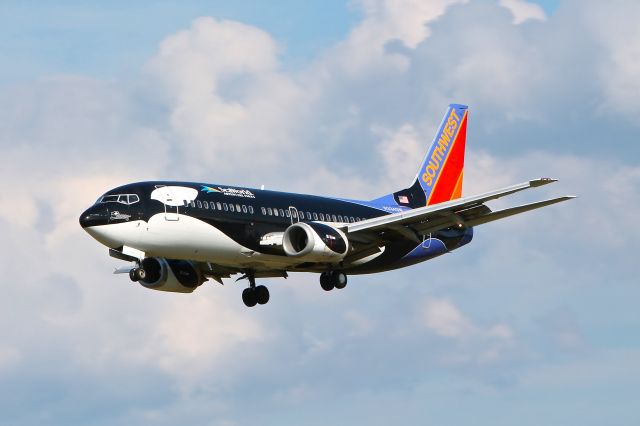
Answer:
151 186 199 206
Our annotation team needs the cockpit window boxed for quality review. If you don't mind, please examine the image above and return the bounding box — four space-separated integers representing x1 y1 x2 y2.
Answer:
97 193 140 205
100 195 119 203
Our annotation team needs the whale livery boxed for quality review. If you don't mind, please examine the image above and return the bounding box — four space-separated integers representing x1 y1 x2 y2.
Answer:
80 104 574 307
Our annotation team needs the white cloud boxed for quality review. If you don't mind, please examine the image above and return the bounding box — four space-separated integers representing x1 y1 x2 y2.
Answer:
421 297 474 338
146 17 305 181
582 2 640 119
499 0 546 24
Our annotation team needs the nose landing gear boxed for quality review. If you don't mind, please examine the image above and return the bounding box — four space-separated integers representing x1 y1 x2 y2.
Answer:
129 267 146 282
320 271 348 291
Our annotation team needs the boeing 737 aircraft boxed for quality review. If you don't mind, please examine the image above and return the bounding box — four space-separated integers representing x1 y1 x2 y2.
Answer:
80 104 574 307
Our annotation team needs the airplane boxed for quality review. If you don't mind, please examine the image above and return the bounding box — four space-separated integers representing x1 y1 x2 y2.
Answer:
79 104 574 307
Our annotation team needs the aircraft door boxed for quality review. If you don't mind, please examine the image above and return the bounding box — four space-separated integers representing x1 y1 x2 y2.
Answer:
156 187 180 221
288 206 300 224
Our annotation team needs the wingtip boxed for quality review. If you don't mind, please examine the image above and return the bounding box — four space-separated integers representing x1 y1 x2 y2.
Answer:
530 177 558 187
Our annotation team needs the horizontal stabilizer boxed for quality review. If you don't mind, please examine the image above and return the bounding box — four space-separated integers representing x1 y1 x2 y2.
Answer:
464 196 576 227
347 178 562 234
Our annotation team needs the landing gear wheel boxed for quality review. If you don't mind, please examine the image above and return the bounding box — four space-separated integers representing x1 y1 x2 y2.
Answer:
320 272 334 291
129 267 146 282
333 271 348 289
255 285 270 305
242 287 257 307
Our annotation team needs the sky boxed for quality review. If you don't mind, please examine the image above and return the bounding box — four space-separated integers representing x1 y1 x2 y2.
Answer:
0 0 638 425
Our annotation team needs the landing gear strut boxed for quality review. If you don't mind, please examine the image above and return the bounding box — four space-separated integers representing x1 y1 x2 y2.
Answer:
240 271 270 307
320 271 348 291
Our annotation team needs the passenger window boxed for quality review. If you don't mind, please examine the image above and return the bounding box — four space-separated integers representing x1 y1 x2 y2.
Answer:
285 210 290 218
313 212 318 220
216 202 222 210
190 201 195 208
273 209 279 217
223 203 229 211
196 200 202 208
261 207 267 215
350 216 355 223
338 215 343 222
203 201 209 209
319 213 325 221
249 206 254 214
279 209 284 217
229 204 235 212
331 214 337 222
307 212 312 220
242 205 247 213
267 208 273 216
236 204 241 212
292 210 298 218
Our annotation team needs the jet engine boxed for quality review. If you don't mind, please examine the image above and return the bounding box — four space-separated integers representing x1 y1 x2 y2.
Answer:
282 222 349 261
136 257 203 293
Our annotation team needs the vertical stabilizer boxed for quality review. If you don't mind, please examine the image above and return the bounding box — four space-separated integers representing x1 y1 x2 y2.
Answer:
416 104 468 205
370 104 468 209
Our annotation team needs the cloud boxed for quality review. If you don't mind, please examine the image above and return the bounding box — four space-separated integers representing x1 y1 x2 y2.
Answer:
499 0 546 23
1 1 640 424
421 297 474 338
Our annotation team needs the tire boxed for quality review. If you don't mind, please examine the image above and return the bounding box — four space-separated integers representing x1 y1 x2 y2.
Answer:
242 288 257 307
136 267 146 280
255 285 270 305
129 268 139 282
320 272 334 291
333 272 347 289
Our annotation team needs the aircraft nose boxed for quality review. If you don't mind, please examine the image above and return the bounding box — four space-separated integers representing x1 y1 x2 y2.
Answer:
79 205 110 229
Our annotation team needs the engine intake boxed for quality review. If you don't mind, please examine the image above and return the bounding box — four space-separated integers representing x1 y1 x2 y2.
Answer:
282 222 349 261
139 257 203 293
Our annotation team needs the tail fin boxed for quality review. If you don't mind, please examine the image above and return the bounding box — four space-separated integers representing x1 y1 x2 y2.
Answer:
378 104 468 208
416 103 468 205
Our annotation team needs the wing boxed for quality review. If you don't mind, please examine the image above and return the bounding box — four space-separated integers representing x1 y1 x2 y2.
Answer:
343 178 575 246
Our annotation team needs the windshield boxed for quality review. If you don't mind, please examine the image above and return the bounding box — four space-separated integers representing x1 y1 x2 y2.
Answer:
95 194 140 205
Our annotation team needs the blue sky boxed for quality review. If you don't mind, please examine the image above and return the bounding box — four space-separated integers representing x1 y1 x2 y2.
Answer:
0 1 639 425
1 0 562 83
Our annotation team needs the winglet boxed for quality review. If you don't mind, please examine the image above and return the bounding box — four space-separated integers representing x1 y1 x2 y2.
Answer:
530 177 558 187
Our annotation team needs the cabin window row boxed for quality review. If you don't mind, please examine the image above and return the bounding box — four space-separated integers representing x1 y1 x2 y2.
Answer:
186 200 254 214
184 200 365 223
259 207 363 223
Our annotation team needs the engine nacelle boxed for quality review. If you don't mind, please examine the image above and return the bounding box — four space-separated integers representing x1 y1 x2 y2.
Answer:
139 257 203 293
282 222 349 261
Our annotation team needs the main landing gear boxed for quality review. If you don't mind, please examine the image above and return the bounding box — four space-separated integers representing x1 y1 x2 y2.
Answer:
240 271 270 307
320 271 348 291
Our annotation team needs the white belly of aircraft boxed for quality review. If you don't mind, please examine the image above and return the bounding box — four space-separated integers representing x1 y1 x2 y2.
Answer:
87 214 304 270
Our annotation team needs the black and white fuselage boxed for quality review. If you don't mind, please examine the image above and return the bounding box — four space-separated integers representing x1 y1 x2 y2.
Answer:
80 181 472 275
79 104 573 306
